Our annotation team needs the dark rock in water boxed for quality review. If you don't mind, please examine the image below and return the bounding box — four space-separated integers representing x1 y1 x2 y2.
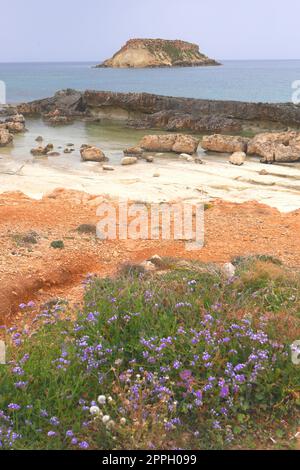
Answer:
47 151 60 157
31 143 54 156
123 146 144 157
16 89 300 134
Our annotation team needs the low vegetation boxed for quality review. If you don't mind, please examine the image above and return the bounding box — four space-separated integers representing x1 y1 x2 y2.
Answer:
0 257 299 450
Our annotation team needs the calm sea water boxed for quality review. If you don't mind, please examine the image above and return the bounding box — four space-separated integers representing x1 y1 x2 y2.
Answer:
0 60 300 103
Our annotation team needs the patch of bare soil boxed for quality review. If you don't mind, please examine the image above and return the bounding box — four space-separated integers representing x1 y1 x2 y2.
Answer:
1 188 300 325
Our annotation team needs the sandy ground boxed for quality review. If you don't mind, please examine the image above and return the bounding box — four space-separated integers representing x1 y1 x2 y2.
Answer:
1 187 300 327
1 152 300 211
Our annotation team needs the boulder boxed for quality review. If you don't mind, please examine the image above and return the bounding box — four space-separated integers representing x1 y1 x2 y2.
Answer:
121 156 138 165
139 134 199 155
6 114 25 124
248 131 300 163
201 134 249 153
5 122 25 133
80 145 108 162
0 128 13 146
229 151 246 166
123 146 143 158
0 113 26 134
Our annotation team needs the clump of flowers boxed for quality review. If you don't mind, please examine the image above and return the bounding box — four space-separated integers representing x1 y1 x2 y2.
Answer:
0 269 298 450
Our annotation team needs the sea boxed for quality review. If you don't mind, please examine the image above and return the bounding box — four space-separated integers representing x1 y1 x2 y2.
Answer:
0 60 300 104
1 60 300 169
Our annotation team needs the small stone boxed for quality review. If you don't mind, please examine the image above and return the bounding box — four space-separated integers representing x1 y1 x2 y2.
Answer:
222 262 236 278
259 169 269 175
121 156 138 165
36 136 43 142
146 155 154 162
103 165 115 171
229 151 246 166
47 151 60 157
50 240 65 249
153 172 160 177
140 261 156 272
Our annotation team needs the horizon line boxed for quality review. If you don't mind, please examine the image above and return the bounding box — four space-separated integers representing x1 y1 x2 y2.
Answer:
0 58 300 64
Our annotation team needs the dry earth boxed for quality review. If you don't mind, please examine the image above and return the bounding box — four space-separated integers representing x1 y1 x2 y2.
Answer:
1 188 300 326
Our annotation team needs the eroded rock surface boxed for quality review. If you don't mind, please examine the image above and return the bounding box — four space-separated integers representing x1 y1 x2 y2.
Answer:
248 131 300 163
139 134 199 154
0 128 13 146
201 135 249 153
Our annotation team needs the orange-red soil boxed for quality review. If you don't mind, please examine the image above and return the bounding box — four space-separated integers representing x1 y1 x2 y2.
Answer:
1 188 300 325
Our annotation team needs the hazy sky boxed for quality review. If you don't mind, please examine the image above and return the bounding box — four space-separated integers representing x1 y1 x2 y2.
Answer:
1 0 299 62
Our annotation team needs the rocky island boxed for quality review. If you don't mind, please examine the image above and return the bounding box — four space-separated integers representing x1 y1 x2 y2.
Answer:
96 38 220 68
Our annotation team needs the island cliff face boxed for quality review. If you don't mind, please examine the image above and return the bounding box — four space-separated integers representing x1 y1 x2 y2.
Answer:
96 38 220 68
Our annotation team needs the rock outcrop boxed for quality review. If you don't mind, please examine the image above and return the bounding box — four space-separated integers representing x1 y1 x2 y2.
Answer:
17 89 300 134
139 134 199 154
201 135 249 153
248 131 300 163
0 128 13 146
0 113 26 146
96 38 220 68
201 131 300 163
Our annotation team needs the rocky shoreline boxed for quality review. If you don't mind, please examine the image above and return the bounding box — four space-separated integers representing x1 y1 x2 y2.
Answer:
13 89 300 134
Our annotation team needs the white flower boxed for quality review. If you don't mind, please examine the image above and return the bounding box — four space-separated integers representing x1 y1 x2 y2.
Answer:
108 396 113 403
90 406 101 416
102 415 110 424
120 417 127 425
97 395 106 405
106 420 115 430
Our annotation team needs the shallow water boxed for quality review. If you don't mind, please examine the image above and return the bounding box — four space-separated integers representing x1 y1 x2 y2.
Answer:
1 60 300 103
0 118 179 170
